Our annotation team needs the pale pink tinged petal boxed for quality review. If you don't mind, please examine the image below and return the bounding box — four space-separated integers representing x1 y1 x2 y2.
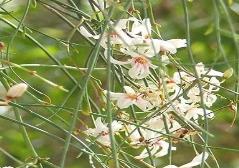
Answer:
6 83 28 99
144 129 158 140
146 116 164 130
204 110 215 119
195 62 205 77
196 108 214 119
135 146 157 160
185 109 197 120
131 20 142 35
208 77 221 91
141 18 152 37
144 48 160 57
136 46 158 58
127 125 142 143
123 86 136 94
128 66 141 79
116 30 133 45
159 40 177 54
167 39 187 48
203 93 217 108
155 141 176 158
95 117 108 133
103 90 124 100
98 135 111 146
170 120 182 132
136 98 154 111
206 69 223 77
207 111 215 119
116 96 133 109
170 85 183 100
137 67 150 79
129 60 151 79
173 72 183 84
111 121 123 132
180 152 209 168
131 37 145 45
161 55 170 64
110 92 125 100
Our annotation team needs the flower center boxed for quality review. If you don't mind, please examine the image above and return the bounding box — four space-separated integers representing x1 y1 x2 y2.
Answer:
134 56 148 65
127 94 138 100
109 32 118 38
100 131 109 136
166 79 175 84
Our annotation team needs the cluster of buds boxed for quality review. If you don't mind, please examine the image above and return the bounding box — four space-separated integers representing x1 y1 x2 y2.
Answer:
80 3 230 167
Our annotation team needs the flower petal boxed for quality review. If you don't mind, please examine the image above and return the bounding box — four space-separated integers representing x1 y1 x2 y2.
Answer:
123 86 136 94
180 152 209 168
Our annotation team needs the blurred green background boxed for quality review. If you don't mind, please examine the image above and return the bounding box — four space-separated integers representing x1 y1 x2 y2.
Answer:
0 0 239 167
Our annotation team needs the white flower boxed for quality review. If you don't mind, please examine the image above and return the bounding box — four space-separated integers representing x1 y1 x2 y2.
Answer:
126 126 176 159
173 71 195 85
79 24 133 48
84 117 122 146
151 39 186 54
167 97 192 115
146 115 181 133
126 125 146 146
163 152 209 168
187 87 217 108
107 48 157 79
146 115 165 131
208 77 221 92
123 17 152 39
203 92 217 108
6 83 28 100
195 63 223 77
187 87 201 103
106 86 154 111
128 55 157 79
185 108 214 121
135 138 176 159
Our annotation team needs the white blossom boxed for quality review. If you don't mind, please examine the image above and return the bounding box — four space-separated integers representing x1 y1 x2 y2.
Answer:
6 83 28 100
195 63 223 77
85 117 122 147
106 86 154 111
163 152 209 168
185 108 214 121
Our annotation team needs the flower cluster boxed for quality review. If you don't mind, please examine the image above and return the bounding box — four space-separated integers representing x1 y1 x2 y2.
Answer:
80 11 230 167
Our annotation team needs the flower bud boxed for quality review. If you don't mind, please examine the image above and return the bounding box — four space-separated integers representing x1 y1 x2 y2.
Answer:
223 68 233 79
0 42 5 51
6 83 28 100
